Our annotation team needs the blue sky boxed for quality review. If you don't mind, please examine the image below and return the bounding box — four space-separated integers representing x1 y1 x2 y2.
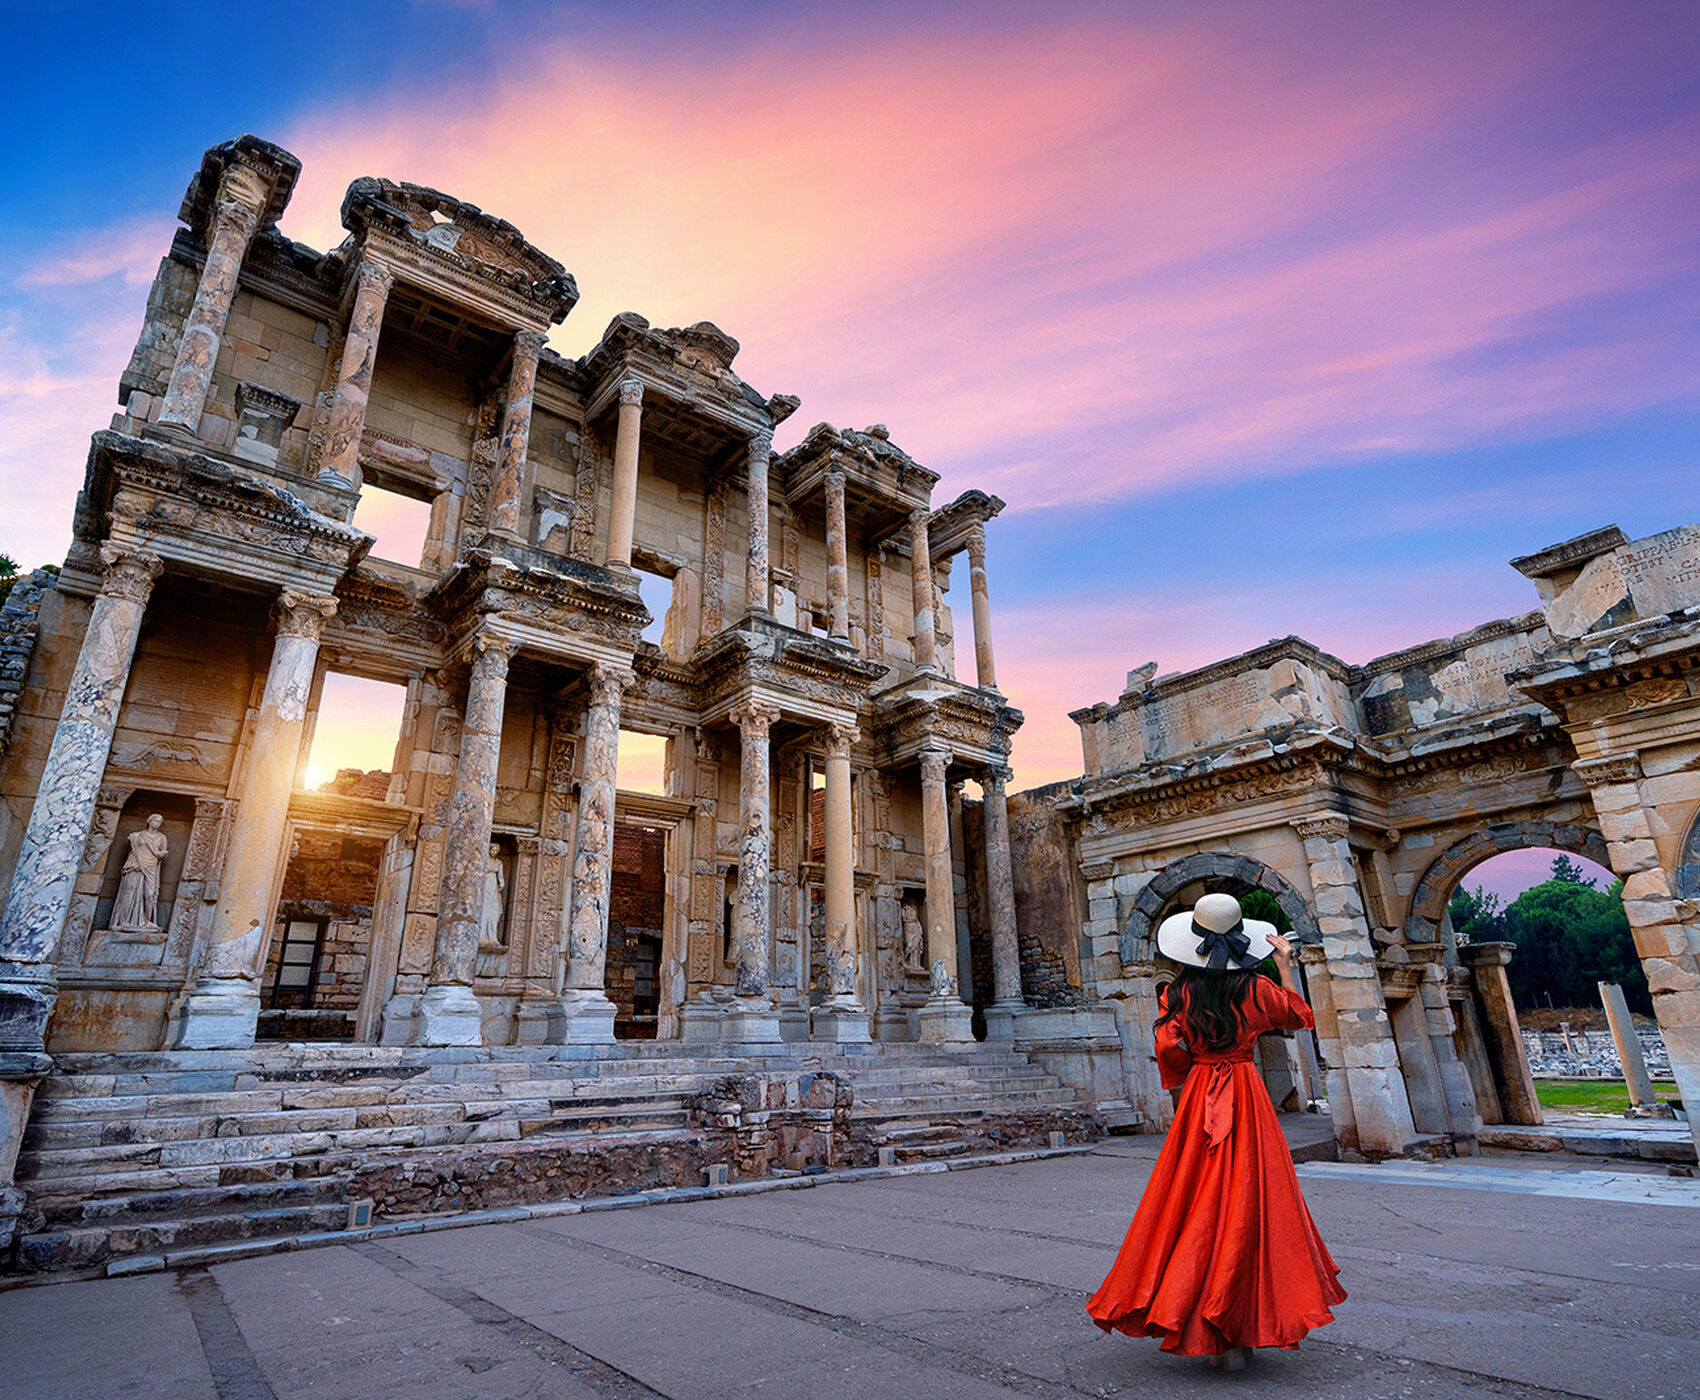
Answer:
4 1 1697 903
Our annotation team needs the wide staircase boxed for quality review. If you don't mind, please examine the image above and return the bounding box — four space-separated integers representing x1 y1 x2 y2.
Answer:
10 1042 1094 1276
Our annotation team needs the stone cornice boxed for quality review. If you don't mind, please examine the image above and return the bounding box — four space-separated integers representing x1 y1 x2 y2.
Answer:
1510 524 1628 580
927 489 1007 560
428 548 648 658
177 134 301 244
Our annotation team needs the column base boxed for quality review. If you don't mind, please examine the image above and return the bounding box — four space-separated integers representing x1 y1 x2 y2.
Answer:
0 969 56 1053
173 978 260 1050
1 1053 52 1187
514 999 555 1045
983 999 1023 1041
377 993 419 1046
548 988 617 1044
415 984 484 1047
720 999 783 1044
812 1002 871 1043
918 997 975 1045
680 998 724 1043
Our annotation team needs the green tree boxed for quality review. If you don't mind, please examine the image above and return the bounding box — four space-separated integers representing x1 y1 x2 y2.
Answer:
1548 854 1595 887
1448 884 1503 944
0 553 16 609
1502 873 1644 1013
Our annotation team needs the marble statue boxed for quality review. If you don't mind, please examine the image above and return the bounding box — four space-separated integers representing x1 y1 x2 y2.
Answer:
478 843 507 952
110 814 170 934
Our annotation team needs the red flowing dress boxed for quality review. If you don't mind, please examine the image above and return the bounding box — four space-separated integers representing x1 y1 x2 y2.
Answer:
1086 978 1345 1355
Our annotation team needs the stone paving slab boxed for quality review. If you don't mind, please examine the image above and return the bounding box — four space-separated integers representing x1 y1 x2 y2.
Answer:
4 1137 1700 1399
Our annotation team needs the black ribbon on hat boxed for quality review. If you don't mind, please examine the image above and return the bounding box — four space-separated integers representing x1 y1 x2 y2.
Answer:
1193 916 1261 971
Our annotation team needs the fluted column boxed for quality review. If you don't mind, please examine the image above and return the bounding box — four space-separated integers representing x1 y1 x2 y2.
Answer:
966 524 999 691
318 259 395 490
158 165 269 431
725 701 782 1042
981 765 1023 1039
489 329 547 539
908 508 937 671
175 589 339 1049
917 745 972 1042
824 471 850 640
416 634 513 1046
554 662 631 1042
814 722 869 1042
745 432 773 615
1295 813 1417 1155
0 547 161 1051
605 379 643 570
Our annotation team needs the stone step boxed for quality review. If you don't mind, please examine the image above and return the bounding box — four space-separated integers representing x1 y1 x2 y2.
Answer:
16 1201 352 1274
36 1175 346 1227
895 1141 970 1161
850 1089 1080 1115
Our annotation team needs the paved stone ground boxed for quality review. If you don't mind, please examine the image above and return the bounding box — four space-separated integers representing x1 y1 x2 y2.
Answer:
3 1137 1698 1400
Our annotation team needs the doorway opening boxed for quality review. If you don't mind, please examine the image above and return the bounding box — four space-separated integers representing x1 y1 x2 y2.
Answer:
609 821 666 1039
259 831 385 1042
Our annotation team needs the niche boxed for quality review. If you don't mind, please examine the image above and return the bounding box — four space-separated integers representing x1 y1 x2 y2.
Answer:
88 792 197 962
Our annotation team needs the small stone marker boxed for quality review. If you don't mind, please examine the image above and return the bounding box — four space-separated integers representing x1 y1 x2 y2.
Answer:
706 1164 730 1187
878 1146 896 1166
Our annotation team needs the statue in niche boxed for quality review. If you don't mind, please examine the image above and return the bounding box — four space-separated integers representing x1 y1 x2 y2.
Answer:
478 843 507 952
110 814 171 935
901 900 926 975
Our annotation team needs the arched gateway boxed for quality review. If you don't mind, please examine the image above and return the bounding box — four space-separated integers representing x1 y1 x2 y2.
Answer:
1031 522 1700 1160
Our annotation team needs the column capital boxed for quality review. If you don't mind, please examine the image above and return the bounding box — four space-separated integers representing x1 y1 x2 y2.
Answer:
748 430 773 460
354 257 395 298
1297 942 1330 967
918 745 951 784
276 589 339 642
209 191 263 244
965 521 988 557
824 722 860 758
908 506 931 533
512 328 548 361
982 764 1012 794
468 629 516 670
586 660 636 706
731 700 782 741
618 377 645 407
1292 812 1351 843
1572 752 1642 787
97 544 163 604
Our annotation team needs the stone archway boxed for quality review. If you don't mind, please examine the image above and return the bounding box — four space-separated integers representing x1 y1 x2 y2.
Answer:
1121 851 1318 967
1404 819 1611 944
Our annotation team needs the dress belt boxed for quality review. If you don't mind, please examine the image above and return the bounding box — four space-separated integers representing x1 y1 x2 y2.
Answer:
1191 1052 1254 1148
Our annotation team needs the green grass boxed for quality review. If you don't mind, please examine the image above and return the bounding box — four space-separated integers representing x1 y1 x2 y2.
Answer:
1534 1078 1681 1115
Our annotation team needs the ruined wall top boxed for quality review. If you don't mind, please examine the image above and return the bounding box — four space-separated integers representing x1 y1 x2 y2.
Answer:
1072 521 1700 780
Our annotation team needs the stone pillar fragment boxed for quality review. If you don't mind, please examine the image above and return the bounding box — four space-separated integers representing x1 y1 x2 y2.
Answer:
1295 813 1417 1156
1389 995 1448 1136
318 259 394 489
158 165 269 431
725 702 782 1042
1297 944 1358 1145
824 471 850 640
966 524 999 691
554 663 631 1042
175 589 339 1049
981 765 1024 1040
0 548 161 1050
1459 942 1542 1125
908 508 937 671
917 746 972 1042
605 379 643 571
1600 980 1658 1109
489 329 547 539
1420 963 1481 1149
745 433 772 616
416 634 513 1046
813 723 868 1042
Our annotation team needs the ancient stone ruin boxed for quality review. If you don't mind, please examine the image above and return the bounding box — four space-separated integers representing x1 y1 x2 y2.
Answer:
0 136 1108 1272
1020 520 1700 1160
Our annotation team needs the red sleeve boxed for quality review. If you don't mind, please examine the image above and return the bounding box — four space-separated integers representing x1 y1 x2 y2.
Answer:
1155 985 1194 1090
1249 977 1315 1033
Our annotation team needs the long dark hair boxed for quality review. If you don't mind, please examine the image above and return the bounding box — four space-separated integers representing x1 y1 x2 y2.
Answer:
1155 967 1258 1052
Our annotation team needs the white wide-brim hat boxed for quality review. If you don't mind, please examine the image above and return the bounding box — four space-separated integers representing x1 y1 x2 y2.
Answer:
1156 892 1275 972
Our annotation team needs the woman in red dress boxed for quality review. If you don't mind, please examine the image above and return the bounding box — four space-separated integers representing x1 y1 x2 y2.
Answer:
1086 892 1345 1369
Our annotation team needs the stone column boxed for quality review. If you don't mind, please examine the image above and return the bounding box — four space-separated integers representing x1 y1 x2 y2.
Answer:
965 524 999 691
1459 943 1542 1125
175 589 339 1049
813 723 868 1042
1297 944 1357 1146
908 508 937 671
489 329 547 540
1600 981 1658 1108
745 432 773 616
917 745 972 1042
318 258 395 490
824 471 850 640
725 702 782 1042
1420 961 1482 1149
0 547 162 1051
605 379 643 570
1573 752 1700 1153
158 165 269 431
981 765 1024 1040
554 662 631 1042
415 634 513 1046
1295 813 1417 1156
1388 994 1448 1136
